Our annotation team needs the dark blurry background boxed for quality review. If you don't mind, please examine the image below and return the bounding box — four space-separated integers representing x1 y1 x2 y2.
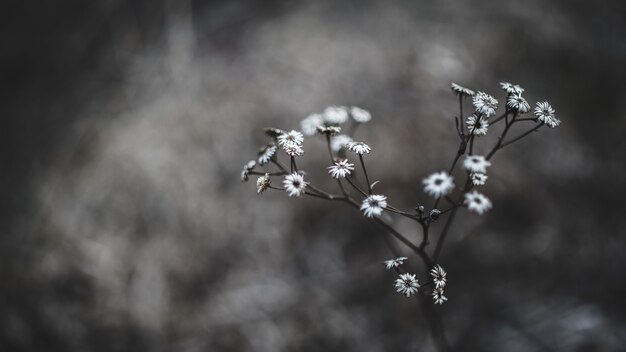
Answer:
2 0 626 351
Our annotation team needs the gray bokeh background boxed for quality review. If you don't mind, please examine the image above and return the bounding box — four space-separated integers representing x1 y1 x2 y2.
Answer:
2 0 626 351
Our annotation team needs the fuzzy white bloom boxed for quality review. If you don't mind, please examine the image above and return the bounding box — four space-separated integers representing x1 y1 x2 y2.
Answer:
346 141 371 155
423 172 455 198
384 257 408 270
300 113 324 136
277 130 304 146
323 105 349 125
328 159 355 179
282 142 304 157
472 91 498 117
463 155 491 174
240 160 257 182
430 265 447 289
394 273 420 297
466 114 489 136
316 125 342 135
500 82 525 95
432 287 448 305
361 194 387 217
330 134 353 152
470 172 488 186
350 106 371 123
256 174 271 194
507 94 530 113
258 145 277 165
534 101 561 128
450 82 475 96
283 172 308 197
464 191 492 215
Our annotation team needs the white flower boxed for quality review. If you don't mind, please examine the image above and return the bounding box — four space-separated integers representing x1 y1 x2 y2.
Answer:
282 142 304 157
430 265 447 289
463 155 491 174
422 172 455 198
466 114 489 136
240 160 256 182
432 287 448 305
316 125 342 135
500 82 524 95
361 194 387 217
394 273 420 297
346 141 371 155
472 91 498 117
464 191 492 215
384 257 408 270
450 82 475 96
330 134 353 152
507 94 530 113
323 105 349 125
300 113 324 136
277 130 304 146
328 159 355 179
283 172 308 197
258 145 277 165
470 172 488 186
256 174 270 194
350 106 371 123
534 101 561 128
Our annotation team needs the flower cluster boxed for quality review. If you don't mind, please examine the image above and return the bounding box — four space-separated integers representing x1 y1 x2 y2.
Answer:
242 81 560 306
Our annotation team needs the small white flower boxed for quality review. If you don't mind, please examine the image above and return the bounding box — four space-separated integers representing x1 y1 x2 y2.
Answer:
472 91 498 117
500 82 525 95
394 273 420 297
350 106 371 123
258 145 277 165
330 134 353 152
466 114 489 136
450 82 475 96
463 155 491 174
282 142 304 157
328 159 355 179
430 265 447 289
323 105 349 125
300 113 324 136
384 257 408 270
432 287 448 305
361 194 388 217
240 160 256 182
470 172 488 186
507 94 530 113
277 130 304 146
346 141 371 155
464 191 492 215
316 125 342 135
422 172 455 198
534 101 561 128
256 174 271 194
283 172 308 197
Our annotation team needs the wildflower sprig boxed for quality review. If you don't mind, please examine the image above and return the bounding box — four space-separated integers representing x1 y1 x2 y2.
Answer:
242 83 560 308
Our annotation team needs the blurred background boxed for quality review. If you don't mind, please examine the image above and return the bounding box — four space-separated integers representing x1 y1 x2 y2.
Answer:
2 0 626 351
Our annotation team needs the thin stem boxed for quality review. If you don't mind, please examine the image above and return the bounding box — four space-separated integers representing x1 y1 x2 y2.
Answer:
500 123 543 148
359 154 373 194
345 177 368 197
249 171 288 176
326 134 349 196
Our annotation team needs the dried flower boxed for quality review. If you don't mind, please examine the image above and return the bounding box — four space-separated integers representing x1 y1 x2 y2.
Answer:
328 159 355 179
463 155 491 174
346 141 371 155
472 91 498 117
258 145 277 165
423 172 455 198
350 106 371 123
240 160 256 182
394 273 420 297
361 194 388 217
277 130 304 146
430 265 447 289
500 82 524 95
507 94 530 113
316 125 342 136
330 134 353 152
283 172 308 197
450 82 475 96
466 114 489 136
432 287 448 305
264 127 284 139
300 113 324 136
534 101 561 128
282 142 304 157
384 257 408 269
470 172 488 186
464 191 492 215
256 174 271 193
323 105 349 125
